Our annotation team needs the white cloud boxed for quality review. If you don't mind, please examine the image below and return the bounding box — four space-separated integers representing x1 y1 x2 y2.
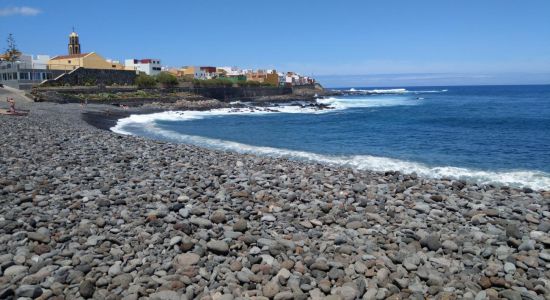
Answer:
0 6 41 17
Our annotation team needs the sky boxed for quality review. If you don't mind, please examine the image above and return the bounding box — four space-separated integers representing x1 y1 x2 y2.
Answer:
1 0 549 87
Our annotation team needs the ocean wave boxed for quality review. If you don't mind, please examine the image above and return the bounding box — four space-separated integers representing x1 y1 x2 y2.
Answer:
112 97 417 133
111 106 331 134
111 118 550 190
317 96 420 110
348 88 407 94
346 88 448 94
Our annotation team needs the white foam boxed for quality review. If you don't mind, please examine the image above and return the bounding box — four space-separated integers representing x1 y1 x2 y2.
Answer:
113 95 419 134
345 88 448 94
317 96 419 110
347 88 407 94
112 105 331 134
112 118 550 190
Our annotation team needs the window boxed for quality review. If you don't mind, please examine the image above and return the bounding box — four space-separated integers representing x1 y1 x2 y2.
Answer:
68 60 71 64
12 73 18 80
19 72 29 80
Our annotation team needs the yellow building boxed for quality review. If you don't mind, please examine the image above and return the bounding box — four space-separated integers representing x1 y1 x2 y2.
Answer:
47 31 124 71
48 52 124 71
179 66 197 78
265 70 279 86
247 70 279 86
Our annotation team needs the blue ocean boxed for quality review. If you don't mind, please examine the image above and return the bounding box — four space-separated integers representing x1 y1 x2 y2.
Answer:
113 85 550 190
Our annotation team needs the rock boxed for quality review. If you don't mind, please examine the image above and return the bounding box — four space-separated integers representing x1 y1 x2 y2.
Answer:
328 268 345 280
499 290 522 300
27 232 50 244
15 285 42 298
150 290 186 300
376 268 390 284
363 288 377 300
108 261 122 276
442 240 458 251
170 236 182 246
210 210 226 224
346 220 363 229
506 223 522 239
421 234 441 251
207 240 229 254
339 285 358 300
414 202 430 214
190 217 212 228
230 260 243 271
261 214 276 222
4 265 29 277
479 276 491 289
233 219 248 232
173 253 201 267
263 282 280 298
112 273 133 288
311 259 330 271
518 240 535 251
273 291 294 300
430 195 444 202
79 280 95 298
352 183 366 193
503 262 516 274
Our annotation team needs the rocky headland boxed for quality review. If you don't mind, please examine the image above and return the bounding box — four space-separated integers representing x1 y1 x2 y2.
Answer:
0 99 549 300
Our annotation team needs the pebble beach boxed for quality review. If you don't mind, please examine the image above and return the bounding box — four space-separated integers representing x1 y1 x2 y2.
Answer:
1 100 549 300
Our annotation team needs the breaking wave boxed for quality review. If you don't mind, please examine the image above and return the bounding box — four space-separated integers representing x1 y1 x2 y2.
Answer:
112 110 550 190
317 96 420 110
346 88 448 94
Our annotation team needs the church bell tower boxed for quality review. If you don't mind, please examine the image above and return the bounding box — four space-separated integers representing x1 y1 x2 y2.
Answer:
68 29 81 55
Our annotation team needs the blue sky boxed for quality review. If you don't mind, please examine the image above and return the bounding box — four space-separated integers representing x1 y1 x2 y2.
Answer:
1 0 549 87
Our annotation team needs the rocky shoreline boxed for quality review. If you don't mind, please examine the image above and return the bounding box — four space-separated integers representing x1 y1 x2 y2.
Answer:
0 101 549 300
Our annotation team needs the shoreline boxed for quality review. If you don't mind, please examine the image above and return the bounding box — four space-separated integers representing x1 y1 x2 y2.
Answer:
104 103 548 192
0 100 549 299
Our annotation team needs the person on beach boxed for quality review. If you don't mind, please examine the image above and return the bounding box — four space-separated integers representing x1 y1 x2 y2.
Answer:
7 97 16 113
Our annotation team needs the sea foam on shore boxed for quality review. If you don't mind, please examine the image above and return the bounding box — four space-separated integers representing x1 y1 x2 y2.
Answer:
112 107 550 190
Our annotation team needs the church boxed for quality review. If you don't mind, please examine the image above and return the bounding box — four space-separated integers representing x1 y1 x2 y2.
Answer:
47 31 124 71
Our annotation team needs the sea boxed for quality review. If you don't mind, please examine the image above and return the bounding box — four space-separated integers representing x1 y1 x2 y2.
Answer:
112 85 550 190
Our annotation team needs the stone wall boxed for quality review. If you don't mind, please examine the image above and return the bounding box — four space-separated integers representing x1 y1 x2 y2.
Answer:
42 68 136 87
177 86 294 101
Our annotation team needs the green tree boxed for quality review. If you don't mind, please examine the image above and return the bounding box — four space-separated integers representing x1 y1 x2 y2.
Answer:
135 74 157 89
156 72 178 88
3 34 21 62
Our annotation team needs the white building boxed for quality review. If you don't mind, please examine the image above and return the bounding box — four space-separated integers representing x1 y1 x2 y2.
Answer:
0 54 59 90
217 66 243 76
124 58 162 76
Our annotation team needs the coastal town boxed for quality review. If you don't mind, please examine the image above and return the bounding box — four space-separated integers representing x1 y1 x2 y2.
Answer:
0 31 316 90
